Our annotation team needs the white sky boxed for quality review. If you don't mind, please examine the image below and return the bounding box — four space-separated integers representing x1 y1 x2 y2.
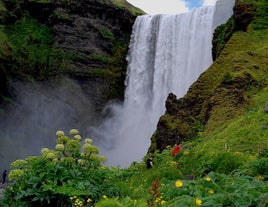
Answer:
127 0 218 15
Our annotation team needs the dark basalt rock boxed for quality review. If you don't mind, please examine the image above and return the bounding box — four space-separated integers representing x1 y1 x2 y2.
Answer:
233 3 254 31
0 0 142 109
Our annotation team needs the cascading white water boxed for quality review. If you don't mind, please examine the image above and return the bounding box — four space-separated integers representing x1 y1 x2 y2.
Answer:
92 0 235 167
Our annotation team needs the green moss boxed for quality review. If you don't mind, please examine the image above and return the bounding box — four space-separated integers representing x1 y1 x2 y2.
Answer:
0 0 7 22
212 18 235 60
97 0 145 15
0 0 6 11
236 0 268 30
102 37 130 99
0 25 7 45
97 26 115 41
5 16 64 79
91 53 112 63
250 0 268 30
88 68 105 78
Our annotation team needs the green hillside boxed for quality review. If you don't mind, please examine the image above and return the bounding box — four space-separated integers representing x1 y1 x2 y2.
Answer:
0 0 268 206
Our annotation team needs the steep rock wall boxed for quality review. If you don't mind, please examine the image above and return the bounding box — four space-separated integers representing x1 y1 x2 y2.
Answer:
0 0 143 108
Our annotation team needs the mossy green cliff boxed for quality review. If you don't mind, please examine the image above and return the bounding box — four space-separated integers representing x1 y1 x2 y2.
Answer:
149 0 268 153
0 0 144 109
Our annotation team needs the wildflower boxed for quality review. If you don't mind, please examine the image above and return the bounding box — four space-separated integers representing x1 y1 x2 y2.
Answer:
170 161 177 166
41 148 50 155
8 169 25 181
56 130 65 136
70 196 77 200
155 197 161 203
52 158 59 163
87 198 92 203
65 140 80 154
78 159 85 166
74 134 82 141
83 143 99 154
45 152 57 159
195 198 202 206
102 195 108 199
175 180 183 188
256 175 264 180
161 200 166 205
69 129 79 135
74 198 83 207
183 150 190 155
10 160 27 168
205 176 211 182
56 136 69 144
55 143 65 151
84 138 93 144
208 189 215 195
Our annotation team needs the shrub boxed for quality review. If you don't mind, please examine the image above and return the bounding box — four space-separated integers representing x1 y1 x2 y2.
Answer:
1 129 122 207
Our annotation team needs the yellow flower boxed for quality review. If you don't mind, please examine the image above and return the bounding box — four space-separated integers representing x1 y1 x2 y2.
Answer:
170 161 177 166
155 197 161 202
175 180 183 188
161 200 166 205
256 175 264 180
102 195 108 199
87 198 92 203
205 176 211 182
195 198 202 206
208 189 215 195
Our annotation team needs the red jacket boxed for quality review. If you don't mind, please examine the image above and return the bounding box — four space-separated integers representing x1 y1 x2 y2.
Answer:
171 145 181 156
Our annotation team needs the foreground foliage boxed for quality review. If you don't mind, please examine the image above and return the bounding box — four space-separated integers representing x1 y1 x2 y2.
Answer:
1 129 123 207
1 129 268 207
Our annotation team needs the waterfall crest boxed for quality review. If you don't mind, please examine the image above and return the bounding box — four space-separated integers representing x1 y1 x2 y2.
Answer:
93 0 235 167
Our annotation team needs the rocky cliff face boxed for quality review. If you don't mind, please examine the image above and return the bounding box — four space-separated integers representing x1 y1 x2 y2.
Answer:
0 0 143 109
149 0 268 153
0 0 143 169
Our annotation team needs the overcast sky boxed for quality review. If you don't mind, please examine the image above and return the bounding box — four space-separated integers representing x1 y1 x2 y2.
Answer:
127 0 218 14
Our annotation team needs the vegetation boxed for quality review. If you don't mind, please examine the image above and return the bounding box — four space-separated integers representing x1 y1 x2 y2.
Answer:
5 16 64 79
0 0 268 206
0 128 268 206
97 0 145 15
102 36 130 99
0 129 123 207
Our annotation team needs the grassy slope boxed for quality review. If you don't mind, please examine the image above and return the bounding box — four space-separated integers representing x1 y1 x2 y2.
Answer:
195 29 268 153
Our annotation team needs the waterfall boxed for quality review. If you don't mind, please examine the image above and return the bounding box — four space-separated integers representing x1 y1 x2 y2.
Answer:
91 0 235 167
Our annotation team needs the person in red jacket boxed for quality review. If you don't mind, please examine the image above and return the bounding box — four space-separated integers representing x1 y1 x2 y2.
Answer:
171 144 181 156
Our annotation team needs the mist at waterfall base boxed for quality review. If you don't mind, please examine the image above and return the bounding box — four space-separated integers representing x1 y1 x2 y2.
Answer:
90 0 235 168
0 78 100 170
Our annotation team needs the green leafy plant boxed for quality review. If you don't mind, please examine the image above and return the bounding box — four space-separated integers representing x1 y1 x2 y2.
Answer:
2 129 122 207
